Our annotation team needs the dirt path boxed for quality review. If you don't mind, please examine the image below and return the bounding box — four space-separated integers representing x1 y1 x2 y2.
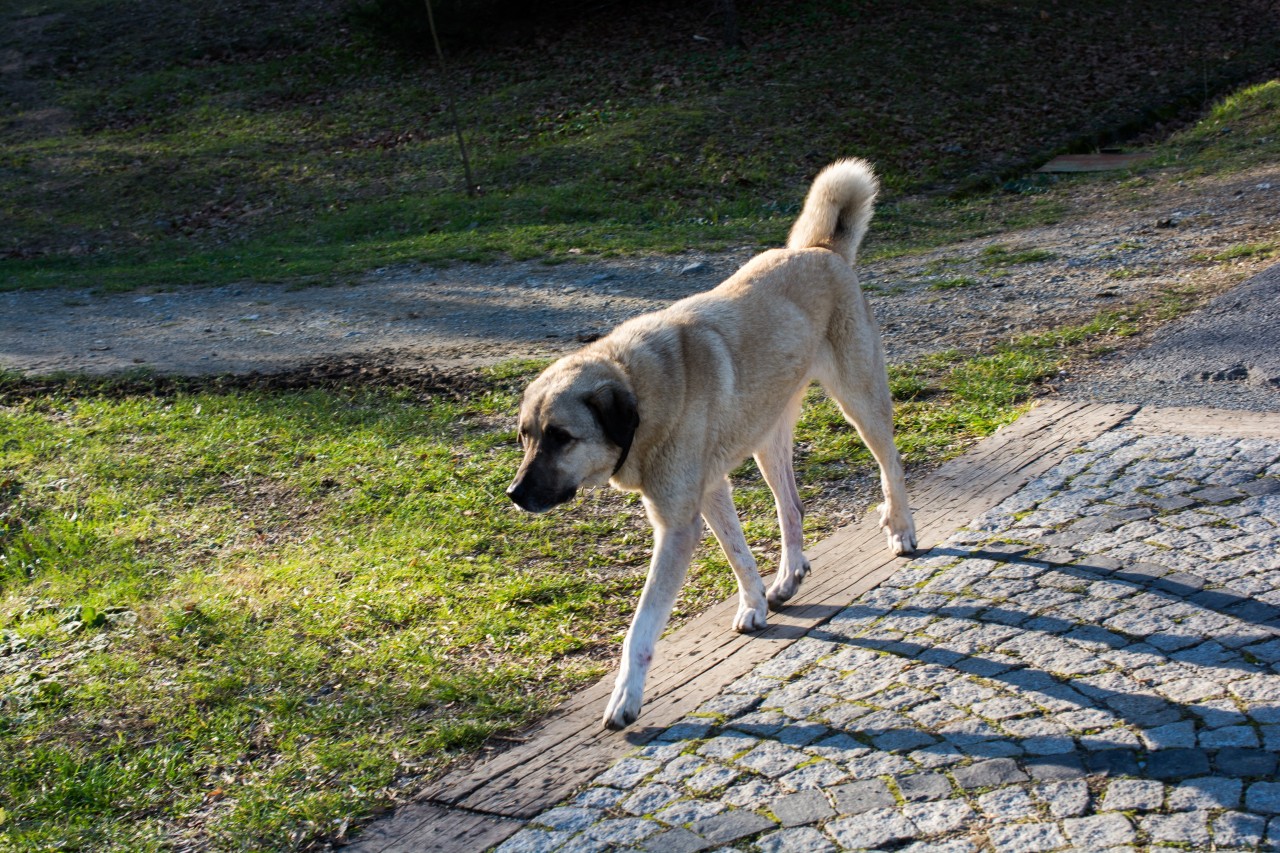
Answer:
2 164 1277 378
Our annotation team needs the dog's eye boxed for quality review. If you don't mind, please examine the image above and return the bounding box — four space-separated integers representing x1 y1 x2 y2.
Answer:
544 426 575 446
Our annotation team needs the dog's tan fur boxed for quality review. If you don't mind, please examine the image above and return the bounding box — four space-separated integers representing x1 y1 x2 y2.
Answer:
508 159 915 729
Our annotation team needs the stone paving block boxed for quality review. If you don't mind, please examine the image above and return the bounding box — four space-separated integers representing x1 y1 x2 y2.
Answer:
769 790 833 827
656 800 727 827
621 784 682 816
1024 753 1086 781
640 827 712 853
775 759 847 793
1036 779 1090 818
1167 776 1243 811
1215 747 1279 778
977 787 1037 819
1101 778 1165 812
952 757 1029 789
734 741 806 778
987 821 1068 853
594 757 659 789
493 828 575 853
1084 748 1140 777
1062 812 1136 847
1140 720 1197 749
1212 810 1268 848
579 817 662 846
1142 809 1212 845
689 809 776 845
896 772 954 802
824 806 920 849
1146 748 1212 779
1246 781 1280 814
684 763 740 794
902 799 975 835
828 778 894 815
755 825 835 853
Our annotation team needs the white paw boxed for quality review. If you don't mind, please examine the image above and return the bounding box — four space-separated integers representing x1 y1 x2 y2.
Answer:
766 558 810 609
602 679 643 730
733 600 768 633
885 523 917 556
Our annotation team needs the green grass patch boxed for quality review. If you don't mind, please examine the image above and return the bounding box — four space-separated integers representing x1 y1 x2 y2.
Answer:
1201 242 1278 262
928 275 980 291
979 245 1057 267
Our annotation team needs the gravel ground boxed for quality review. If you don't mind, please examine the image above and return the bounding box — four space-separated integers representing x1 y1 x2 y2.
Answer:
2 164 1277 398
1060 262 1280 411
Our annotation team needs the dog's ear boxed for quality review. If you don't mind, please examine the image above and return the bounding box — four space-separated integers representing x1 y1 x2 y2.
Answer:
585 383 639 453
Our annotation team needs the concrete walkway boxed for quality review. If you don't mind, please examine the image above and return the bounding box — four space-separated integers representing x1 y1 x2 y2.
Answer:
350 402 1280 852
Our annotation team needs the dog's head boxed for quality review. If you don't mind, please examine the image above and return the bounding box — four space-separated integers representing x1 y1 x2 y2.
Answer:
507 361 639 513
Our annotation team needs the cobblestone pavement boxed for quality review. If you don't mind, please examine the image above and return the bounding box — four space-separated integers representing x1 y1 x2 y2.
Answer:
495 426 1280 852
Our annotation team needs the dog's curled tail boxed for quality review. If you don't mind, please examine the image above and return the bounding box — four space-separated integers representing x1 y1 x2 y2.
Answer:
786 158 879 264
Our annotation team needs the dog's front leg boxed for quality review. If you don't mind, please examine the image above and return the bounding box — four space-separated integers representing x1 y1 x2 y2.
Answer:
603 513 702 730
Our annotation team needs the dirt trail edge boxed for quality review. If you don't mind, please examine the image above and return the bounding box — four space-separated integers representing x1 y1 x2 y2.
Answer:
2 164 1277 380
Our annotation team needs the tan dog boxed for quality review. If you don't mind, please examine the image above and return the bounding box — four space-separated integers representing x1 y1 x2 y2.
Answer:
507 159 916 730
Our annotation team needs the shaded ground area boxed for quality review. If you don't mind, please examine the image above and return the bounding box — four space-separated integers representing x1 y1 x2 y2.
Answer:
1062 263 1280 411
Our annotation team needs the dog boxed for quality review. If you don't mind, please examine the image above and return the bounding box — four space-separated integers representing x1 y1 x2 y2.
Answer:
507 158 916 730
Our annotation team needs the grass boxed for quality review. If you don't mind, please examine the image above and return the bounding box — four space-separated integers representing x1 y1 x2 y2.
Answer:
0 297 1169 849
3 0 1280 290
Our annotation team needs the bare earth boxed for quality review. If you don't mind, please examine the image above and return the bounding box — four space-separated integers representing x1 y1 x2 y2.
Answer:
2 164 1277 381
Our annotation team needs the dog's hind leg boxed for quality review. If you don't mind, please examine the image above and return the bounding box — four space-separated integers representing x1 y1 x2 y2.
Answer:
756 394 811 608
818 354 917 556
702 477 768 632
603 509 702 730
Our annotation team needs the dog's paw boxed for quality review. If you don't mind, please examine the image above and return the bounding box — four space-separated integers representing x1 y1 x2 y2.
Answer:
733 600 768 633
766 558 810 609
885 524 917 556
602 681 643 731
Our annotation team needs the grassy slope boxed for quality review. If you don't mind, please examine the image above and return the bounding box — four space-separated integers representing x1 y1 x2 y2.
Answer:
3 0 1279 290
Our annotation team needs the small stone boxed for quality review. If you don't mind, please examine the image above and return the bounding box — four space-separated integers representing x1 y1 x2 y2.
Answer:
896 772 953 802
1037 779 1090 818
1024 753 1086 781
1101 778 1165 812
952 757 1028 789
1062 812 1136 847
1142 810 1211 845
977 787 1037 819
494 828 575 853
1145 748 1211 779
902 799 974 835
829 779 894 815
580 817 662 846
622 784 682 815
824 807 920 849
756 825 836 853
1167 776 1242 811
987 822 1067 853
1215 747 1279 778
1246 781 1280 814
1084 748 1140 777
1213 810 1267 848
771 790 834 827
690 809 776 844
641 827 712 853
